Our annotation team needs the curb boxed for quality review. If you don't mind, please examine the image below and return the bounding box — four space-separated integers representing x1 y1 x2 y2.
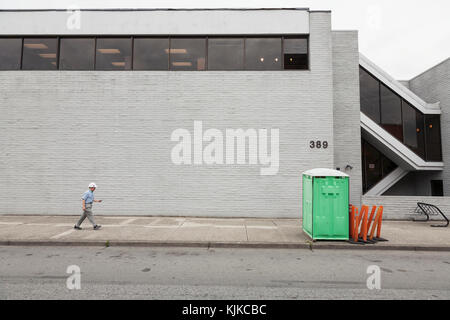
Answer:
1 240 450 252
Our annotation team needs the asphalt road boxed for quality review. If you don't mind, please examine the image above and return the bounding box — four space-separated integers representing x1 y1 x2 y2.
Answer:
0 246 449 300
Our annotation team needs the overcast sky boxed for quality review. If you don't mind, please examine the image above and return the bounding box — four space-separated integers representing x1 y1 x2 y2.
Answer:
1 0 449 79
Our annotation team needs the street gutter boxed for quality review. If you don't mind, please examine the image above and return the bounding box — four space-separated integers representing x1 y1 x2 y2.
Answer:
1 240 450 252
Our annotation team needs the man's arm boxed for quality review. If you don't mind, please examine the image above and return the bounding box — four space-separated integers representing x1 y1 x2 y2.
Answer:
94 199 103 203
82 199 86 210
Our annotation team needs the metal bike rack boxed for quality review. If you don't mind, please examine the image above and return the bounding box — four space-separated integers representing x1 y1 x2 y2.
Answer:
414 202 449 228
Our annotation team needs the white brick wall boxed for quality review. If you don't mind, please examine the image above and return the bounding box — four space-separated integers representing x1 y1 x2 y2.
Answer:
363 196 450 221
332 31 362 207
0 12 341 218
0 9 310 36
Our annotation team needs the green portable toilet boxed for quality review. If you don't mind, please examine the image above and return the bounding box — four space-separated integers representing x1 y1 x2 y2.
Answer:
302 168 349 241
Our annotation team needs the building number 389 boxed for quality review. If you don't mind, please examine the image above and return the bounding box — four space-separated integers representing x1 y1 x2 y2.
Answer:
310 141 328 149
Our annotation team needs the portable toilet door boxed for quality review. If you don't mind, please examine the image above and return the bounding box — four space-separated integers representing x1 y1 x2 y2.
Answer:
302 169 350 241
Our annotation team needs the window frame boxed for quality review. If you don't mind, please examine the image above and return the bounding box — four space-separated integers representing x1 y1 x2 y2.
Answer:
402 100 426 160
360 66 382 124
379 82 404 142
0 34 310 72
0 36 23 70
431 180 444 197
132 36 170 71
94 36 133 71
424 114 443 162
168 36 208 71
207 36 245 71
244 36 283 71
21 36 60 71
282 35 310 70
361 137 398 194
59 36 96 71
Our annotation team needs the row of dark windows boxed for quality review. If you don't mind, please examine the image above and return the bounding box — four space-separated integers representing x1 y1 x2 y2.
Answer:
360 66 442 162
0 36 309 71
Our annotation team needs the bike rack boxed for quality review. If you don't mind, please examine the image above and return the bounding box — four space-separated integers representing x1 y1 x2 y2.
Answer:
415 202 449 228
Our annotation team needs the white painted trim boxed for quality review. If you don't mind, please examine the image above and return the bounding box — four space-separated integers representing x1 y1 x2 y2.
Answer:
361 112 444 171
0 10 310 35
365 167 408 196
359 53 441 115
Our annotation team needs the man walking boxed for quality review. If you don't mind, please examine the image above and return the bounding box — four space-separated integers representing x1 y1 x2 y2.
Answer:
74 182 103 230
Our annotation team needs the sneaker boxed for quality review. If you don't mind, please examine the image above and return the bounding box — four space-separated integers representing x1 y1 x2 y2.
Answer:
93 225 102 230
74 225 82 230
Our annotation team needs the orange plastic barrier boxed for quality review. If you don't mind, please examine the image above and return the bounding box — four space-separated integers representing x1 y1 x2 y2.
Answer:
367 206 377 233
349 205 386 244
358 206 369 242
369 206 384 241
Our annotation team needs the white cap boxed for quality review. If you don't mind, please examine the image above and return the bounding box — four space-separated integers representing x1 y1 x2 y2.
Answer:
89 182 97 188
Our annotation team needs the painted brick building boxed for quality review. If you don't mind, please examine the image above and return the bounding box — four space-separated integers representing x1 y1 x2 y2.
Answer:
0 8 448 219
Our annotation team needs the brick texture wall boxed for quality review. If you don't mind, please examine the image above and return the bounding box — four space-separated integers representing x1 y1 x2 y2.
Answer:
0 12 343 218
332 31 362 207
363 196 450 221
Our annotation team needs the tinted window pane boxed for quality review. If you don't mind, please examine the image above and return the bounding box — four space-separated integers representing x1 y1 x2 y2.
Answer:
360 67 380 123
133 38 169 70
22 38 58 70
60 38 95 70
402 101 425 159
96 38 132 70
283 38 308 70
382 156 397 177
363 141 382 191
245 38 281 70
208 38 244 70
425 114 442 161
361 139 367 192
169 38 206 71
0 38 22 70
362 138 397 194
431 180 444 197
380 83 403 141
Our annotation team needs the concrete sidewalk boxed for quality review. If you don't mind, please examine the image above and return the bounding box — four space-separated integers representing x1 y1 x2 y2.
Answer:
0 215 449 251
